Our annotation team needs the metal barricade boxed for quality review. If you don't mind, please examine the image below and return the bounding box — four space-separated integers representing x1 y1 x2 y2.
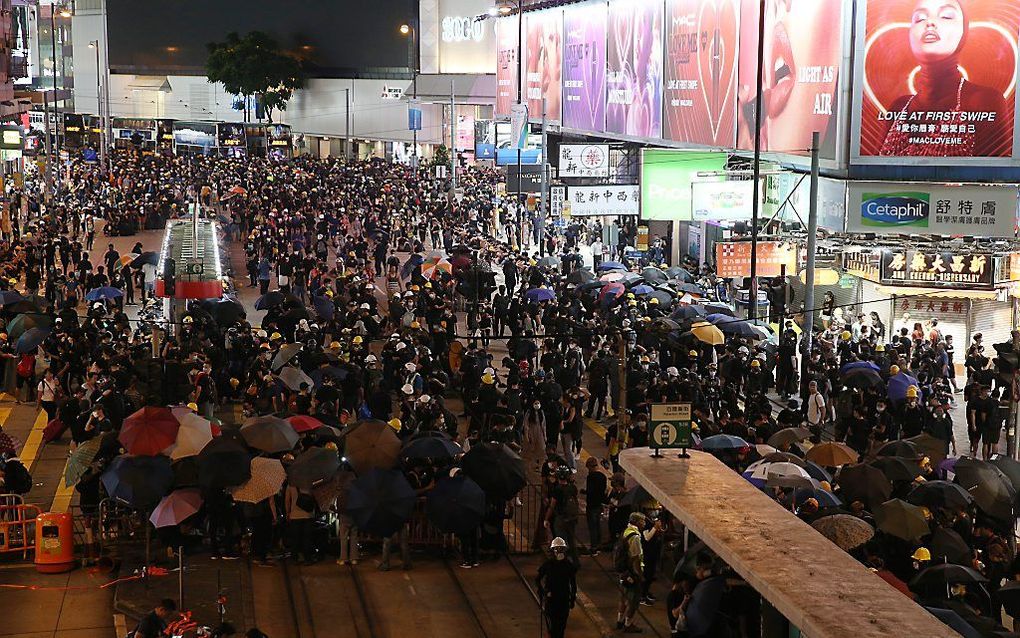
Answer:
503 484 543 555
0 494 40 559
405 496 453 548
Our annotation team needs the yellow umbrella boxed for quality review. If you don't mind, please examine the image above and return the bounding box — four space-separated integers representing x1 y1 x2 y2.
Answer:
690 321 725 345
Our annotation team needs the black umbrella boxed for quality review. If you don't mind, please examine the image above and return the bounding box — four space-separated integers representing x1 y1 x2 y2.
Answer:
241 416 299 453
345 468 416 537
131 251 159 267
565 269 594 285
907 481 975 511
199 298 246 326
841 367 883 389
287 447 340 489
930 527 973 565
172 457 201 489
461 442 527 501
311 296 335 320
426 475 486 535
672 305 707 320
665 266 694 283
911 563 987 590
282 306 311 321
674 282 706 296
923 607 984 638
685 576 727 637
875 440 923 460
640 267 668 284
401 435 463 463
836 463 892 510
197 437 252 488
3 300 40 316
869 457 923 482
101 455 173 510
996 581 1020 618
989 455 1020 492
701 303 734 316
648 290 674 306
618 485 657 509
255 291 301 310
953 457 1017 522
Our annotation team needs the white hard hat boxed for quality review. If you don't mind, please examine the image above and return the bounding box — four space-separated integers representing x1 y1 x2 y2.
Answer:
550 537 567 550
404 362 416 372
401 383 414 395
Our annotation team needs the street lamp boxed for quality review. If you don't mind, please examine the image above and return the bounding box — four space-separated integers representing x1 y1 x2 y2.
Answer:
399 22 418 166
88 40 106 171
49 4 72 186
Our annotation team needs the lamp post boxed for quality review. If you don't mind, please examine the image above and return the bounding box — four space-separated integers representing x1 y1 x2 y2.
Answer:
399 23 419 167
49 5 71 189
89 40 105 172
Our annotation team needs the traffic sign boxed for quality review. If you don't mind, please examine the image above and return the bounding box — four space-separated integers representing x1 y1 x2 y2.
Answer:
649 403 693 457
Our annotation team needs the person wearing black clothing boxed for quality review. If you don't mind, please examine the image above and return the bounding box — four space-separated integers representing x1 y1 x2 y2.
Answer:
970 385 1002 459
132 599 177 638
584 456 608 554
536 538 578 638
898 393 927 439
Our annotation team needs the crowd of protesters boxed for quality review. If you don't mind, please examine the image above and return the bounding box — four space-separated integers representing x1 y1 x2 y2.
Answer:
0 149 1014 636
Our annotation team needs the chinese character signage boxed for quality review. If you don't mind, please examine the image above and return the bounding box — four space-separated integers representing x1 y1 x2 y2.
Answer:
840 249 880 282
880 250 994 289
558 144 610 178
567 185 640 217
650 403 693 450
847 182 1018 237
715 241 798 278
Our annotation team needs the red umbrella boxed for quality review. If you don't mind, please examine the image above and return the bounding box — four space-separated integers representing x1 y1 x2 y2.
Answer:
598 282 626 304
288 415 324 434
119 406 180 456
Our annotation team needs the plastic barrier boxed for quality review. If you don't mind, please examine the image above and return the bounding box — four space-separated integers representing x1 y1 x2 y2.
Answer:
0 495 41 559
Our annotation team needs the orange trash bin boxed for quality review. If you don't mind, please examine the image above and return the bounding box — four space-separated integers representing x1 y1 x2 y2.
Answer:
34 512 74 573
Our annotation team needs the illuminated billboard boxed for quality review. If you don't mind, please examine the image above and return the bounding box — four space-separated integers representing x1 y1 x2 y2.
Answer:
495 15 522 117
663 0 739 147
736 0 844 157
606 0 663 138
526 9 562 123
437 0 497 74
640 149 728 220
562 2 607 132
855 0 1019 161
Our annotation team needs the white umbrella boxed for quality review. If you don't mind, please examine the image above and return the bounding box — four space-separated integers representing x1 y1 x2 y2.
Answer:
277 366 315 391
166 407 214 460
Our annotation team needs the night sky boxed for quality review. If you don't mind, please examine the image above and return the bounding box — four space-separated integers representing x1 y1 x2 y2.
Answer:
106 0 417 78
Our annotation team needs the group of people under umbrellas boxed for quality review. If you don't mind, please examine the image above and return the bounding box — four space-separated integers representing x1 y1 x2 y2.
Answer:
0 148 1015 636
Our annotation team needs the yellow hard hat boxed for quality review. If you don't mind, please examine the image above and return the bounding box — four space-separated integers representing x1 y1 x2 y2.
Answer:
649 298 659 305
229 377 240 388
353 336 363 344
889 364 900 376
626 293 635 299
689 350 698 357
186 402 199 412
906 385 919 398
424 282 432 289
270 332 282 341
7 278 15 286
841 330 851 341
324 289 335 298
628 300 638 307
329 341 341 350
750 359 761 368
388 418 402 432
182 315 194 324
411 321 420 329
875 343 885 352
482 373 495 385
0 333 7 341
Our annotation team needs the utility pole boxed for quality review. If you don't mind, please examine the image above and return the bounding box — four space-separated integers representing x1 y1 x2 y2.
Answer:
800 131 820 398
48 8 60 189
41 90 52 200
616 332 629 445
450 79 457 191
539 98 548 257
748 0 766 322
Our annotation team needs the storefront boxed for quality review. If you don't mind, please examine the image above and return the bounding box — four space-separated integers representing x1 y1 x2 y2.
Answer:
838 247 1014 361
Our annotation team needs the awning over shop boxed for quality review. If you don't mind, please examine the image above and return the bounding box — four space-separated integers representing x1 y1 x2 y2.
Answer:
125 77 172 93
413 74 495 103
874 285 1000 300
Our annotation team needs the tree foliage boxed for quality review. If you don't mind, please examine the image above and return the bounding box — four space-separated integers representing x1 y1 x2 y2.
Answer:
206 31 306 122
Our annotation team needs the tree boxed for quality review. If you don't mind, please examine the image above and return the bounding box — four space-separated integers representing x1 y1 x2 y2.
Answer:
206 31 306 122
432 144 451 171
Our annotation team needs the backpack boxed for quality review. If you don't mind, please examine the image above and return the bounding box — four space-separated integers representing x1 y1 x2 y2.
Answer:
16 355 35 378
296 491 317 513
613 528 639 575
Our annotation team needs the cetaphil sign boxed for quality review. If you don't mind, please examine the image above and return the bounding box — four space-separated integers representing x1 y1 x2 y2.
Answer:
437 0 496 74
847 182 1018 237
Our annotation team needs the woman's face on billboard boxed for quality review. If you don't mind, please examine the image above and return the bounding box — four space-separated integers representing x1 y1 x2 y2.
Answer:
910 0 965 63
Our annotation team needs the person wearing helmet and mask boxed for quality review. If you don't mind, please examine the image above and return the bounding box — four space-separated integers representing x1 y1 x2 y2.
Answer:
536 537 577 638
899 385 927 439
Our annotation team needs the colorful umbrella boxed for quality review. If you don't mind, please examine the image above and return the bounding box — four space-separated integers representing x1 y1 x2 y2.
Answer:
167 408 214 460
6 313 52 340
288 415 325 434
64 435 104 487
231 457 287 504
150 489 203 528
525 288 556 303
119 407 180 456
421 257 453 280
887 371 921 403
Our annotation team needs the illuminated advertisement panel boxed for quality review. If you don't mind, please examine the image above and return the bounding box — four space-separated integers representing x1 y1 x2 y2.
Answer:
526 9 562 123
856 0 1019 161
663 0 739 147
562 2 608 132
606 0 663 138
495 15 522 117
736 0 844 157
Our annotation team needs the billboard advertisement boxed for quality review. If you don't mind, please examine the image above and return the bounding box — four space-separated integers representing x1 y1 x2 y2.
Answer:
856 0 1019 161
716 241 798 277
475 120 496 159
563 2 608 132
640 149 729 220
880 249 994 289
607 0 664 138
691 179 758 221
438 0 497 74
568 185 641 216
663 0 739 147
736 0 844 157
846 182 1018 236
496 15 522 117
526 9 562 123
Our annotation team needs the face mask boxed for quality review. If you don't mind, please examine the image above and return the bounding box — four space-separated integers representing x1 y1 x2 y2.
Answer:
555 551 566 561
877 406 885 413
533 402 541 410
